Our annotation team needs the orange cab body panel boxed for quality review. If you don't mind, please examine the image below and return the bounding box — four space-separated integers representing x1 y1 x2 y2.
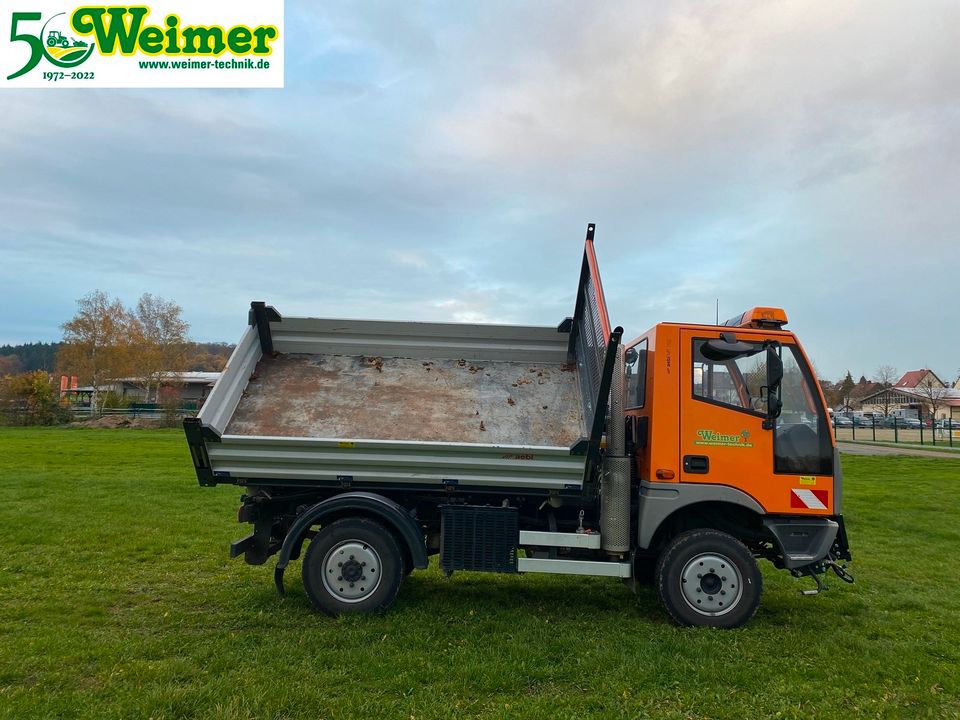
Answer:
626 322 836 517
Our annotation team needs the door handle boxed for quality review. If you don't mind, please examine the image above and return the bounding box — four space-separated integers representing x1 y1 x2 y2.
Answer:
683 455 710 474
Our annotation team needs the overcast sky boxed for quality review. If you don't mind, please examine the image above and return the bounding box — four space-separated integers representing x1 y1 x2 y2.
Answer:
1 0 958 381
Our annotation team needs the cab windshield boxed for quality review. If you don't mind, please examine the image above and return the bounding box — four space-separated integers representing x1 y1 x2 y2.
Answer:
774 346 832 475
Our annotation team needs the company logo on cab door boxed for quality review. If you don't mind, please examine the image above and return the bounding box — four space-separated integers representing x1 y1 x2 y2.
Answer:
694 429 753 448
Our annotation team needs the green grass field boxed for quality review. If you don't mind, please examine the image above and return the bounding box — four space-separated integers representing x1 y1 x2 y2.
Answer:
1 428 959 719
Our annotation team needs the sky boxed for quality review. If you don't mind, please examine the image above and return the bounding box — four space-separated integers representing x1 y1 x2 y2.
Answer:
1 0 958 382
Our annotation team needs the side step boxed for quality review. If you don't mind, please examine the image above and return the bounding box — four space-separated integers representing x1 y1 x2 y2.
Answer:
518 530 601 549
517 557 632 578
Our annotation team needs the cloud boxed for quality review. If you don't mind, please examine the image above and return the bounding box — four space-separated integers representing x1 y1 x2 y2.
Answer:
1 0 958 381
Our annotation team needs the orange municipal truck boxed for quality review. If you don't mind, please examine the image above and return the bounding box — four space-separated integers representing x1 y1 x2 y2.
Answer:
185 224 852 628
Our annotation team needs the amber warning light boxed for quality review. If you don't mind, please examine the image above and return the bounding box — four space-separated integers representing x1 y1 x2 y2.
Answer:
721 307 788 330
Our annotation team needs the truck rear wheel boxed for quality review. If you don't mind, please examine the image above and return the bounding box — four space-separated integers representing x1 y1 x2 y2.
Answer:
302 517 403 615
655 529 761 628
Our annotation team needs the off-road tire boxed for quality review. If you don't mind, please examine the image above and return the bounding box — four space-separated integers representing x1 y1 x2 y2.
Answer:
302 517 404 616
655 529 762 628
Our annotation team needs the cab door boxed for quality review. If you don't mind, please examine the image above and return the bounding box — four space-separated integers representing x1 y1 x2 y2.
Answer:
678 329 834 514
679 329 774 509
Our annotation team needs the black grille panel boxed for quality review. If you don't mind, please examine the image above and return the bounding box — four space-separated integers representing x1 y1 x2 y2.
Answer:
575 268 608 433
440 505 518 573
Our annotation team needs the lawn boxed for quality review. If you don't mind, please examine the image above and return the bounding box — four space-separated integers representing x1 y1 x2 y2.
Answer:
1 428 958 719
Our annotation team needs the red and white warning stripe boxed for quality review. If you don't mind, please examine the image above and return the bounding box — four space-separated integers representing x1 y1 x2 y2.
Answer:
790 488 828 510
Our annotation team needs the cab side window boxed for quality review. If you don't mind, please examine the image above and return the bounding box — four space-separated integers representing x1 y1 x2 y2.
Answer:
625 339 647 408
692 338 767 415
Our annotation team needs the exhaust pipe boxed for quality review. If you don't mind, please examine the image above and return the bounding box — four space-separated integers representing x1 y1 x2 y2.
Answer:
601 344 630 554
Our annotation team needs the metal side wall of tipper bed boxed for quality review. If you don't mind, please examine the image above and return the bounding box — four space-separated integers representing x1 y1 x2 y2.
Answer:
186 312 597 494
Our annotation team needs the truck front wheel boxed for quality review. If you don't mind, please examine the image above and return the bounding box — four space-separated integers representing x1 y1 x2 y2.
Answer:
302 517 404 615
655 529 762 628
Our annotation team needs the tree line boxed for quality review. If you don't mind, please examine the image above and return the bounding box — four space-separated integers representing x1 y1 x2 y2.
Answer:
0 340 232 376
1 291 234 424
0 342 61 374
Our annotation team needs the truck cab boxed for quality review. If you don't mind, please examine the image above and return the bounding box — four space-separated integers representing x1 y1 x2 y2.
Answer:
621 309 851 616
628 310 836 515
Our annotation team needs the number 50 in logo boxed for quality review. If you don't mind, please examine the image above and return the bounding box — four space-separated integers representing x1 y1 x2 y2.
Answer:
7 11 95 80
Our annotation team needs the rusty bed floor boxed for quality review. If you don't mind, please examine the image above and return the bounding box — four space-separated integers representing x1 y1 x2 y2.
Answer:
226 353 585 447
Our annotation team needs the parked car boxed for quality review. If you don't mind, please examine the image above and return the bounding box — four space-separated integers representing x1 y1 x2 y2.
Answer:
833 416 853 427
853 415 875 427
935 419 960 429
897 417 922 429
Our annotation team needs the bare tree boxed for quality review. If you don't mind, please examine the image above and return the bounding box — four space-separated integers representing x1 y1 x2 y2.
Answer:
129 294 190 403
57 291 134 415
871 365 898 416
873 365 897 387
915 374 947 422
838 371 855 411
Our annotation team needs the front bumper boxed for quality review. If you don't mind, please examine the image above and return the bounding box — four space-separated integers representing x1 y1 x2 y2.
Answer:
763 514 851 570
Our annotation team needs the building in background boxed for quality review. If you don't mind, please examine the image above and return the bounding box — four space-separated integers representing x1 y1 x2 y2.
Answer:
860 369 960 421
892 369 946 391
106 372 221 405
60 372 220 409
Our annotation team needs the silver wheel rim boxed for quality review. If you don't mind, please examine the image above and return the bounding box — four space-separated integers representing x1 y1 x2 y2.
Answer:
679 552 743 617
321 540 382 603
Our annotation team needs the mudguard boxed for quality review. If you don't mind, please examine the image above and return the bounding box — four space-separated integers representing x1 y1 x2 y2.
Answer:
273 491 428 595
637 480 765 549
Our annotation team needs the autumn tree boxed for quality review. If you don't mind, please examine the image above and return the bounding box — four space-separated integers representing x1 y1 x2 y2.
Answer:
57 291 134 415
129 293 190 402
0 355 24 376
0 371 71 425
818 379 840 409
185 342 233 372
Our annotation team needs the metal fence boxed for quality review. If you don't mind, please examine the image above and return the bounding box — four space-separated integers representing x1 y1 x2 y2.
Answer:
68 404 198 423
832 417 960 448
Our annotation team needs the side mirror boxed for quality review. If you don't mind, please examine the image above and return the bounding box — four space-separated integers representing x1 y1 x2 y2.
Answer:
701 334 760 361
624 347 638 365
764 344 783 428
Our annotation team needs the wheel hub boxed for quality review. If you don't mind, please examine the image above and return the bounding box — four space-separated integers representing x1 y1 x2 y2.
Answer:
341 560 363 583
322 540 382 603
679 552 743 616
